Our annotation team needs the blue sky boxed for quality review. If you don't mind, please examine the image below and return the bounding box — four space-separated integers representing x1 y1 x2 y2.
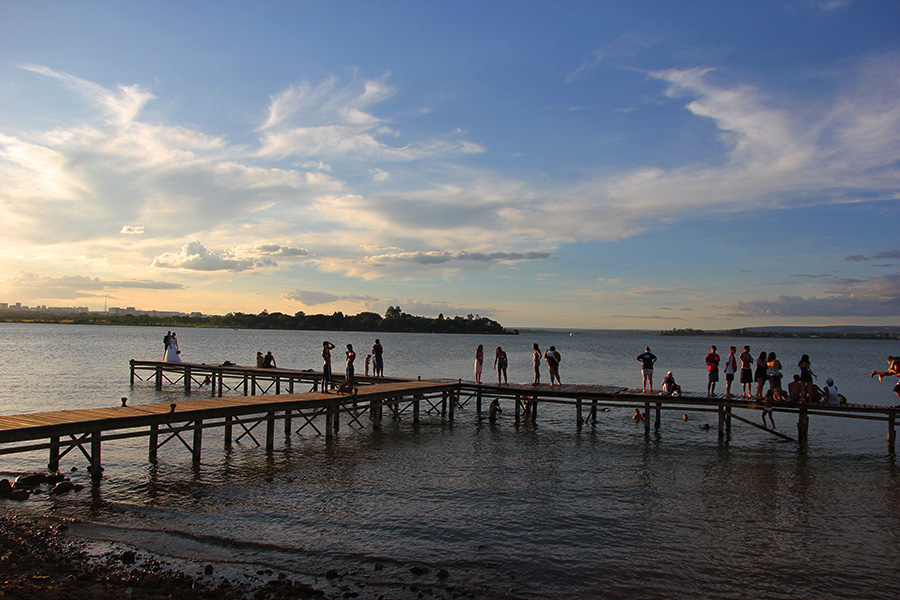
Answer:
2 0 899 328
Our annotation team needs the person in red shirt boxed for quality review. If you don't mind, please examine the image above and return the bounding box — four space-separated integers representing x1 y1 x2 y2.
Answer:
706 345 721 397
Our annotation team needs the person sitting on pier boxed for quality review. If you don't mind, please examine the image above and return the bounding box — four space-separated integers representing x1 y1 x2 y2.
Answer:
871 356 900 382
256 352 264 367
788 374 802 402
335 375 356 395
762 389 776 429
262 351 277 368
662 371 681 396
823 378 841 405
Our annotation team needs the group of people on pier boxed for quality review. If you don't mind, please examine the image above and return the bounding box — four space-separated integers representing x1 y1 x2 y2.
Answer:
475 344 562 387
319 338 384 394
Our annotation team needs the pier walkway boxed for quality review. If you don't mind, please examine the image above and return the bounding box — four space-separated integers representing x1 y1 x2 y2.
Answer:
1 360 897 479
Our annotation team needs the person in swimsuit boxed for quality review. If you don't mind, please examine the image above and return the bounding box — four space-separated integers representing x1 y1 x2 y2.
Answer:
871 356 900 381
345 344 356 381
723 346 738 398
797 354 817 403
531 343 542 386
494 346 508 385
321 341 335 393
706 345 720 397
767 352 783 398
761 389 776 429
262 351 277 368
371 339 384 377
740 346 754 398
754 351 768 400
474 344 484 384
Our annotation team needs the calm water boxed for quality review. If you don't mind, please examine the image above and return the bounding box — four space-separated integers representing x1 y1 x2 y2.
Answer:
1 323 900 599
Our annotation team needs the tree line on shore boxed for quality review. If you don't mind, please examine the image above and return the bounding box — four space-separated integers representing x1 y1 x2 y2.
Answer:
659 327 900 340
0 306 517 335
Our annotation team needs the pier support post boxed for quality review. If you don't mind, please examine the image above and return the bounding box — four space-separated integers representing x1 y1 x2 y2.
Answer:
413 397 420 424
266 412 275 451
243 374 249 396
441 391 447 418
449 390 456 421
48 436 60 472
725 406 732 435
90 430 102 479
334 402 341 433
644 402 650 433
284 409 292 438
591 399 598 424
576 398 583 425
155 366 162 390
797 408 809 445
251 375 257 396
224 416 233 450
655 402 661 430
192 420 203 463
531 399 538 423
130 360 135 386
149 424 159 463
889 413 897 454
515 394 521 422
275 377 281 395
325 404 334 439
184 366 191 395
218 371 224 397
289 378 295 394
370 397 381 431
476 388 482 415
717 405 725 440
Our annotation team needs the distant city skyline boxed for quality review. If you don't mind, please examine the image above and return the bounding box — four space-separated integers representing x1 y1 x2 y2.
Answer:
2 1 899 329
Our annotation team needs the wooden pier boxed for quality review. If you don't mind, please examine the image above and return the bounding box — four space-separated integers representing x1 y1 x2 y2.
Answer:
0 378 460 479
1 361 898 479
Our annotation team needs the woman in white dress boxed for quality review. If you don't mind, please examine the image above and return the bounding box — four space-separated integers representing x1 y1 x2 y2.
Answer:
165 333 182 362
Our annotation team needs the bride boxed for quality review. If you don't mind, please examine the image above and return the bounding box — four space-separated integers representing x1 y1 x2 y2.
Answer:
165 332 182 362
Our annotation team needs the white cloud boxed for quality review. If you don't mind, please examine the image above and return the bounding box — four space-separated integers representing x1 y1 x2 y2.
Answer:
151 240 275 272
121 225 144 234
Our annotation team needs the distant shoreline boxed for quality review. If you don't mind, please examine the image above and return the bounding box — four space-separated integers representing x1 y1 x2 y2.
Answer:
659 327 900 340
0 310 519 336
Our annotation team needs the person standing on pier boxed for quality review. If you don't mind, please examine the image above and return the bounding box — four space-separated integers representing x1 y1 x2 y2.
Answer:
545 346 562 386
755 351 768 400
723 346 738 398
766 352 783 398
322 341 336 392
346 344 356 381
531 343 542 386
636 347 657 392
740 346 754 398
163 331 171 360
494 346 508 385
706 345 720 397
372 339 384 377
797 354 817 403
474 344 484 384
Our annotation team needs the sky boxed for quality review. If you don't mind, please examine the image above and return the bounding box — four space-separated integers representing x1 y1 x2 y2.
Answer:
1 0 899 329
